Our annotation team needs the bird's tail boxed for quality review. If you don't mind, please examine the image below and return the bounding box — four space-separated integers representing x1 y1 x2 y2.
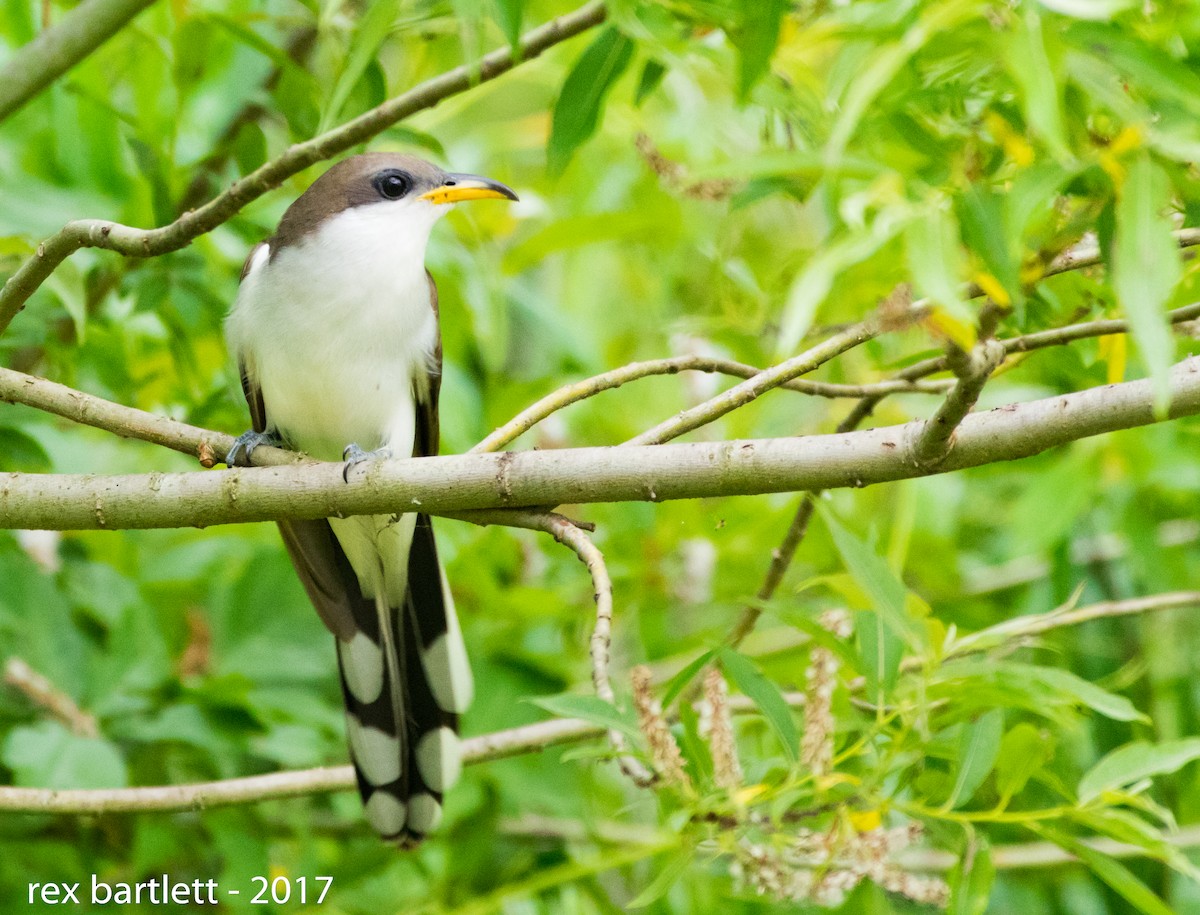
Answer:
334 513 473 845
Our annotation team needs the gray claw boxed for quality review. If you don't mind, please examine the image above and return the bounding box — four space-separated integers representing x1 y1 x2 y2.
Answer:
342 443 393 482
226 430 281 467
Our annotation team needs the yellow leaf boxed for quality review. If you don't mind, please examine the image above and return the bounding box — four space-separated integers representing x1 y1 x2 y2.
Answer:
733 784 769 805
1098 333 1127 385
848 809 882 832
972 271 1012 307
1109 125 1143 155
924 307 977 351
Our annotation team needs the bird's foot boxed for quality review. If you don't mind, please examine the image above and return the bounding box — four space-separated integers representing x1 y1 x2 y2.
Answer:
226 429 282 467
342 443 394 482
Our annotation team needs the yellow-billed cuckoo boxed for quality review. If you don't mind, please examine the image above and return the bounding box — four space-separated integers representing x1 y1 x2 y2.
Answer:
224 153 517 844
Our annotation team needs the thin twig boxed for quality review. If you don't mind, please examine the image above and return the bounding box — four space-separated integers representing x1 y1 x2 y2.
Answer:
0 692 797 814
532 513 654 787
623 319 898 446
0 1 607 333
899 824 1200 872
472 356 950 454
3 658 98 738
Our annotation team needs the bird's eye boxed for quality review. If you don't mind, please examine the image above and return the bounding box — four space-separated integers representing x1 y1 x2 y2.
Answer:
373 170 411 200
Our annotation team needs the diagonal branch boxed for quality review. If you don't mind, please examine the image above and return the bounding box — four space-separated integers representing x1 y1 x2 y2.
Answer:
0 0 159 123
5 357 1200 531
0 0 607 334
472 355 949 454
909 339 1006 469
623 318 897 446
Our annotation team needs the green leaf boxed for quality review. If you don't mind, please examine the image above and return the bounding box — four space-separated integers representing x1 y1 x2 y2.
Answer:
659 649 716 708
635 58 667 106
995 723 1054 805
321 0 401 131
0 427 51 472
856 610 904 704
1034 825 1176 915
492 0 523 51
777 217 908 355
732 0 787 97
944 710 1004 809
1112 151 1181 414
547 27 634 176
1079 738 1200 804
948 836 994 915
527 693 641 740
626 845 692 908
821 507 921 648
905 198 971 324
2 721 127 790
1023 665 1147 724
1007 7 1068 158
718 648 798 762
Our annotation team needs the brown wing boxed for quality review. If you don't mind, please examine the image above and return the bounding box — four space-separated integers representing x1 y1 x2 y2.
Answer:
235 245 365 645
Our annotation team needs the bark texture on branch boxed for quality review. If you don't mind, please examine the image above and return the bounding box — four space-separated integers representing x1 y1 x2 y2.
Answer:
4 358 1200 531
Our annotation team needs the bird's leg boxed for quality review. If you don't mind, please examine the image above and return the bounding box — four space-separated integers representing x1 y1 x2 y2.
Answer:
225 429 283 466
342 443 394 482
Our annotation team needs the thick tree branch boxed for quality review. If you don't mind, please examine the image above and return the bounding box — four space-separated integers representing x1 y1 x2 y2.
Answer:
4 357 1200 530
0 0 607 334
0 0 158 123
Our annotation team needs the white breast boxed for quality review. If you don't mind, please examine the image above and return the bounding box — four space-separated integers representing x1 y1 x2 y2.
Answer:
227 202 442 462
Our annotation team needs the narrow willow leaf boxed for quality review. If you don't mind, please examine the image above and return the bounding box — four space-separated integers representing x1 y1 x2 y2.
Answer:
777 212 909 355
1112 152 1181 414
949 837 994 915
718 648 798 761
528 694 641 740
995 723 1054 805
1079 738 1200 804
825 0 973 166
660 649 716 708
635 58 667 106
1034 825 1175 915
856 610 903 704
944 709 1003 809
821 506 921 648
547 28 635 176
905 200 972 328
492 0 523 51
627 846 692 908
1023 666 1147 724
322 0 400 132
734 0 788 97
1007 7 1068 158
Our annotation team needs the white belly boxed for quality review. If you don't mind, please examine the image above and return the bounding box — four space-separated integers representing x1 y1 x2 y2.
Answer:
227 215 438 462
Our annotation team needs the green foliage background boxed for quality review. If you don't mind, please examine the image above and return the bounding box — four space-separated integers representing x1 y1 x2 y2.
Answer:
4 0 1200 912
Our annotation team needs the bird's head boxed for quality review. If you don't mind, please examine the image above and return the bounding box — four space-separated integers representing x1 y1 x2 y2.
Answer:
271 153 518 259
